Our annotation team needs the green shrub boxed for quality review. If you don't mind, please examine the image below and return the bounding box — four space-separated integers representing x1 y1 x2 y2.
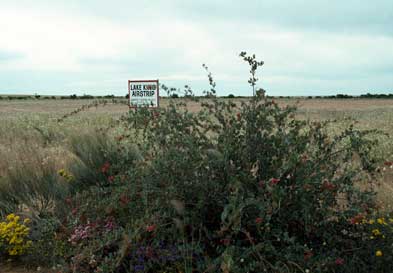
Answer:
125 97 381 271
26 216 70 266
52 92 386 272
3 53 390 272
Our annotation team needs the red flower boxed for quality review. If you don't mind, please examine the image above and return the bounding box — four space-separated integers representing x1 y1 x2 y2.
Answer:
301 154 308 163
258 180 265 188
143 246 154 258
270 178 280 186
101 162 111 173
152 111 160 119
65 197 72 205
335 258 345 265
349 214 364 225
146 224 156 232
108 176 115 183
220 238 231 246
304 251 313 261
119 194 130 206
72 208 78 216
321 180 336 191
236 112 241 121
255 217 263 224
384 161 392 166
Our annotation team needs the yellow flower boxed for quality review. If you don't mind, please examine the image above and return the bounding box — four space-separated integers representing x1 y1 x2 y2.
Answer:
376 250 383 257
1 212 32 256
58 169 74 182
66 174 74 182
377 218 387 225
372 229 381 236
58 169 66 176
9 249 18 256
369 219 375 225
6 214 15 221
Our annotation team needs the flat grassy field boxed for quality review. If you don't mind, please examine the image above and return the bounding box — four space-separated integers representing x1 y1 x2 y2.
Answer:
0 97 392 205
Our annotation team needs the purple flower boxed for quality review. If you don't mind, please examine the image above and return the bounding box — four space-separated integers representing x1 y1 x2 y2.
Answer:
134 265 145 271
104 219 115 232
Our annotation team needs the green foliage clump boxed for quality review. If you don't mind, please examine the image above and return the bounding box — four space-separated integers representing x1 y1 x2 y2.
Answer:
52 92 387 272
1 53 391 272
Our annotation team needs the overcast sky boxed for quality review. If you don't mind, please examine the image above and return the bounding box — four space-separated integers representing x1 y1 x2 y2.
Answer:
1 0 392 96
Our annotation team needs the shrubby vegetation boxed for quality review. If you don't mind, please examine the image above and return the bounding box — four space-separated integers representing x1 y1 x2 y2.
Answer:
0 53 392 272
1 91 392 101
309 93 393 99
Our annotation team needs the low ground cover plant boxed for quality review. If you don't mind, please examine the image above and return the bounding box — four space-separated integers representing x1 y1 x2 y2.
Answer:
0 214 32 256
0 53 392 272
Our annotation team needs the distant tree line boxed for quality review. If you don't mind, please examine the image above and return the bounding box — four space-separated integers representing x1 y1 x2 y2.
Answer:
62 94 117 100
359 93 393 98
1 92 393 100
222 93 393 99
309 93 393 99
0 94 121 100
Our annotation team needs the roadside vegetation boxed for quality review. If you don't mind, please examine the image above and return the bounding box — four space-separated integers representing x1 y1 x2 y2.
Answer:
1 53 393 272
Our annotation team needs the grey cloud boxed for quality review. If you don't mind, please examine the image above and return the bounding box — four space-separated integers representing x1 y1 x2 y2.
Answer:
78 48 198 74
13 0 393 36
2 0 393 96
171 0 393 36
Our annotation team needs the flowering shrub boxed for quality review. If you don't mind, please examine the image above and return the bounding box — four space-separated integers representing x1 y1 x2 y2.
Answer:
50 88 388 272
3 53 392 272
0 213 32 256
124 95 382 272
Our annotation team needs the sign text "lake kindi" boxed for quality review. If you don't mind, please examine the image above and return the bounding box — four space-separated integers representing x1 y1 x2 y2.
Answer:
130 84 156 97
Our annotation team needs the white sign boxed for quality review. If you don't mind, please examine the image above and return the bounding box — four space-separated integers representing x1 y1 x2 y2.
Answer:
128 80 159 108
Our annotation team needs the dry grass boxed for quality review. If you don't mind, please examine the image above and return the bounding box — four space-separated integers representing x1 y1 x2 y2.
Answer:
2 97 393 115
0 97 392 206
